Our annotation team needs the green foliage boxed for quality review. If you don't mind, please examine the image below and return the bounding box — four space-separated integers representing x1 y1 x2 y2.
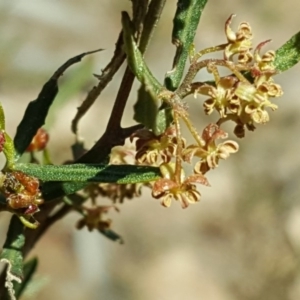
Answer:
123 11 172 135
15 163 160 184
0 1 300 299
274 31 300 72
0 217 25 300
0 102 5 130
122 12 163 95
164 0 208 90
0 103 15 168
13 258 38 299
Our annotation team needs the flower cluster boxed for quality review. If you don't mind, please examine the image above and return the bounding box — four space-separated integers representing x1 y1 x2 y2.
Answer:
197 15 283 138
224 14 253 63
0 171 43 215
75 15 282 211
133 123 237 208
131 15 283 209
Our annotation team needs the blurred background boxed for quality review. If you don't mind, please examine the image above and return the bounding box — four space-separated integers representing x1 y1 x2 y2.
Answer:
0 0 300 299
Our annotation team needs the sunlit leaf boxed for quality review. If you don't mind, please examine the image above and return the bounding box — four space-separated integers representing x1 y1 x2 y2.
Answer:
0 102 5 130
274 31 300 72
164 0 209 90
15 163 161 183
122 12 163 95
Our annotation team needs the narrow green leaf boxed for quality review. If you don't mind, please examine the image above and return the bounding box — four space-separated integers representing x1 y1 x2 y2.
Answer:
3 132 16 169
122 11 164 95
122 12 173 134
13 49 102 159
14 258 38 299
14 163 161 201
0 102 5 130
274 31 300 72
0 103 16 169
164 0 209 91
0 216 25 300
14 163 161 184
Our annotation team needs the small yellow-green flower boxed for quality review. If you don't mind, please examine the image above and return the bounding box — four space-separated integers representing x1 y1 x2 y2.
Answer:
200 76 238 118
252 40 276 74
224 14 253 61
235 79 282 125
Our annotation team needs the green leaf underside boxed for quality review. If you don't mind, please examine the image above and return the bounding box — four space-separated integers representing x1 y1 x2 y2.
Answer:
164 0 208 91
274 31 300 72
154 106 173 136
134 85 162 134
0 216 25 299
134 80 173 136
13 49 102 159
15 163 161 184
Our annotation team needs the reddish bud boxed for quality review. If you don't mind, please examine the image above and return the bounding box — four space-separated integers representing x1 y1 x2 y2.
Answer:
26 128 49 152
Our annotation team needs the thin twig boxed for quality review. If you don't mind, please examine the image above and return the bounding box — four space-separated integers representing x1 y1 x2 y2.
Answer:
71 32 126 135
